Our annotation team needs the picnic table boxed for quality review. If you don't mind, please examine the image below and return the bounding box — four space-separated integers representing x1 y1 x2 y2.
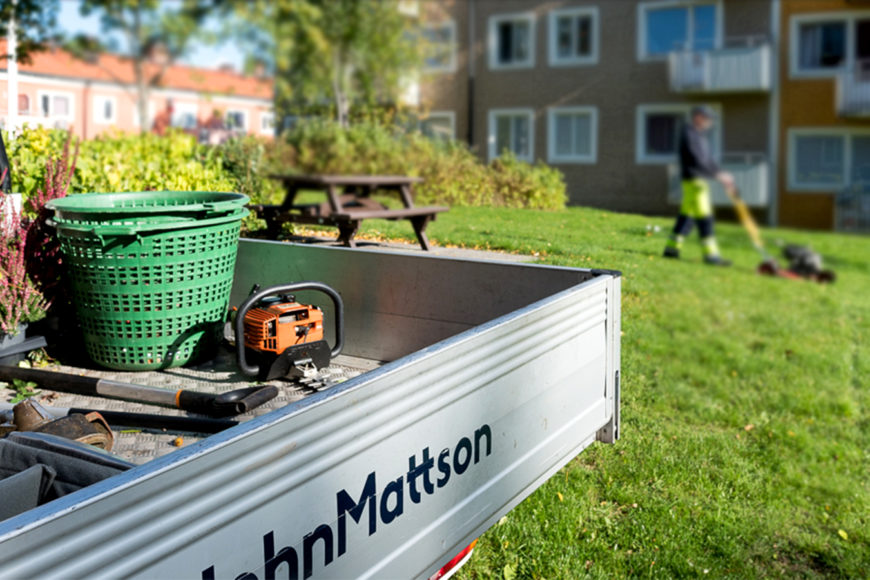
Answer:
253 174 449 250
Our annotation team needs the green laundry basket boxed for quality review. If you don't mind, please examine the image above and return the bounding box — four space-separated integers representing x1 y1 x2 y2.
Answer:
47 191 249 371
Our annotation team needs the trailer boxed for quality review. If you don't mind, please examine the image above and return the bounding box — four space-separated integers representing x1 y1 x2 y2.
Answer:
0 239 621 579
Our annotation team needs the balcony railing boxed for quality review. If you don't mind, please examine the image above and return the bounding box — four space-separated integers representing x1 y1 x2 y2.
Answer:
669 153 769 208
0 114 71 131
836 60 870 117
835 183 870 232
669 37 772 94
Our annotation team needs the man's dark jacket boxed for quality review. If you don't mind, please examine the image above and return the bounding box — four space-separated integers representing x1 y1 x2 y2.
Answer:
679 123 719 180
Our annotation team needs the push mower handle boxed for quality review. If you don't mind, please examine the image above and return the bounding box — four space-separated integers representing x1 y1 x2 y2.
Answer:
235 282 345 377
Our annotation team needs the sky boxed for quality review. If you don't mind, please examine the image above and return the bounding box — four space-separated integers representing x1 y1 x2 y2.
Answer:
57 0 246 71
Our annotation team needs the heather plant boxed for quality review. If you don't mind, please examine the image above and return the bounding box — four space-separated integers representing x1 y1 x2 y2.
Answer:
24 134 79 308
0 172 47 336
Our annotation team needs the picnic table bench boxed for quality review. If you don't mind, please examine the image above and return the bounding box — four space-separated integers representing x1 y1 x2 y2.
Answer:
253 174 449 250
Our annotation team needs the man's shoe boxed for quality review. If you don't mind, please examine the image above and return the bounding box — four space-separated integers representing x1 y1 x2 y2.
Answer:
704 255 732 267
663 247 680 259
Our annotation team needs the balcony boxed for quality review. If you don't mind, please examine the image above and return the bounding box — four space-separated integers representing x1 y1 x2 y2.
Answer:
835 184 870 232
669 38 772 94
836 61 870 117
0 114 71 131
669 153 769 208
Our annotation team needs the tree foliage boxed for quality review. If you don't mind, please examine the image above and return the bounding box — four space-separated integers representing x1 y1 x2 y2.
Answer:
74 0 218 133
233 0 422 127
0 0 58 64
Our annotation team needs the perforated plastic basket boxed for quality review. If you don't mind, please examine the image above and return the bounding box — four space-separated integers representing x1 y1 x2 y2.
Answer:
47 192 249 370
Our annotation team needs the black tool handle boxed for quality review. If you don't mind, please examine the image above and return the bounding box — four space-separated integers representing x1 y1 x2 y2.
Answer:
235 282 345 377
176 385 278 417
0 365 100 396
68 408 238 434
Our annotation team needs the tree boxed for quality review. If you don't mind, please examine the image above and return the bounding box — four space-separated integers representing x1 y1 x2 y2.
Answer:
0 0 58 64
75 0 217 133
233 0 422 128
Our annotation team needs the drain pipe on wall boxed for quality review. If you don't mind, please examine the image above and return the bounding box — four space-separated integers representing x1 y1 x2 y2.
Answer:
767 0 781 226
467 0 475 146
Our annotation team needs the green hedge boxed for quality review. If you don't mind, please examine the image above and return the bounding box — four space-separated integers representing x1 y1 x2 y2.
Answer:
7 123 566 211
6 127 234 200
279 120 567 210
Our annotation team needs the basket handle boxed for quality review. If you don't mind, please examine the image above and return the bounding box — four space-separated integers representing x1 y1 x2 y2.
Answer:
48 209 249 244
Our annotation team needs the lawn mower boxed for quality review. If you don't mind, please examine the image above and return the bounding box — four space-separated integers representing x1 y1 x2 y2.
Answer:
233 282 345 381
727 187 836 283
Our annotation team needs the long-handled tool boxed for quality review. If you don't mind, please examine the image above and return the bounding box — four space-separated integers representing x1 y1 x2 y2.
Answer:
726 187 835 282
1 403 238 434
0 366 277 418
725 186 781 270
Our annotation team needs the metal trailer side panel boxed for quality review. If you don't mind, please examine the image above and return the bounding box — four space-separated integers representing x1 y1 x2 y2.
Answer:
229 240 600 362
0 243 620 579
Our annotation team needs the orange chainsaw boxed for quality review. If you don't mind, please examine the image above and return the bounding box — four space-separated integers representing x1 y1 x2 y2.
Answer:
234 282 345 381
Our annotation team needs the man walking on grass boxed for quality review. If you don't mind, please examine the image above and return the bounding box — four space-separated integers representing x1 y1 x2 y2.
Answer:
663 105 734 266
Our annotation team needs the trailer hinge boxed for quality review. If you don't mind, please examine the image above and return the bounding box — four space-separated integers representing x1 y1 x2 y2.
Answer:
596 370 620 443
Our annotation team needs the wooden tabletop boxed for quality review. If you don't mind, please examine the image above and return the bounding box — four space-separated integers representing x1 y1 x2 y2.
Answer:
268 174 423 186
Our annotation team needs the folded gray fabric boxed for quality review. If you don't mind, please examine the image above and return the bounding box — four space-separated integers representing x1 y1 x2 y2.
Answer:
0 464 57 521
5 432 135 471
0 432 132 501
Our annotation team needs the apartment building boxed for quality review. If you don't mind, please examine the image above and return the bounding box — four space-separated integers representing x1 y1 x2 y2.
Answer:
779 0 870 230
419 0 775 220
0 42 275 140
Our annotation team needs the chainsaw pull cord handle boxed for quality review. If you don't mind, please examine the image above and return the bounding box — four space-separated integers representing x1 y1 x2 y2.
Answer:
235 282 345 377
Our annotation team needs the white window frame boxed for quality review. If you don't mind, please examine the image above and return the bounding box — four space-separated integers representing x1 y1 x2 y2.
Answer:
789 11 869 79
420 111 456 140
92 95 117 125
635 103 722 164
488 12 537 71
423 20 458 73
787 127 870 191
488 108 535 162
548 6 600 67
225 109 248 131
636 0 724 61
260 111 275 135
547 106 598 164
36 90 75 120
172 102 199 129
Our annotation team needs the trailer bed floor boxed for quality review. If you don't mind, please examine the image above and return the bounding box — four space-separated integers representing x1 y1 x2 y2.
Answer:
1 350 383 464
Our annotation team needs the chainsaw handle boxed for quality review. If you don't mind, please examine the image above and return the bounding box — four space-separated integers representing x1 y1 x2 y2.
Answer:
235 282 345 378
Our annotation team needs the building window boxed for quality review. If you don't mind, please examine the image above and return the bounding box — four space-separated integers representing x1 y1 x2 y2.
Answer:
489 12 536 70
548 7 599 66
636 103 721 164
423 21 457 73
171 103 198 129
420 111 455 140
488 108 534 161
18 94 29 115
547 107 597 163
93 95 117 124
225 110 247 131
788 130 870 190
260 112 275 135
791 14 870 77
38 91 74 119
638 1 720 60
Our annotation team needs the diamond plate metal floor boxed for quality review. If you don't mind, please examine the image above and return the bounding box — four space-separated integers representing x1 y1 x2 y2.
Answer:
1 348 382 464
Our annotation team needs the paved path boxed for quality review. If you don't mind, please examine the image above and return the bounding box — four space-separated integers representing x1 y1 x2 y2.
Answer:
283 234 537 263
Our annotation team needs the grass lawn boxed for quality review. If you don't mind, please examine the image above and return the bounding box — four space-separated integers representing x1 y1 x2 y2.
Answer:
353 206 869 578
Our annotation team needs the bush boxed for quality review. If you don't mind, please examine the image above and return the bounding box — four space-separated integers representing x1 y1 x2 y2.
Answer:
282 120 567 210
6 122 567 213
6 127 235 201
